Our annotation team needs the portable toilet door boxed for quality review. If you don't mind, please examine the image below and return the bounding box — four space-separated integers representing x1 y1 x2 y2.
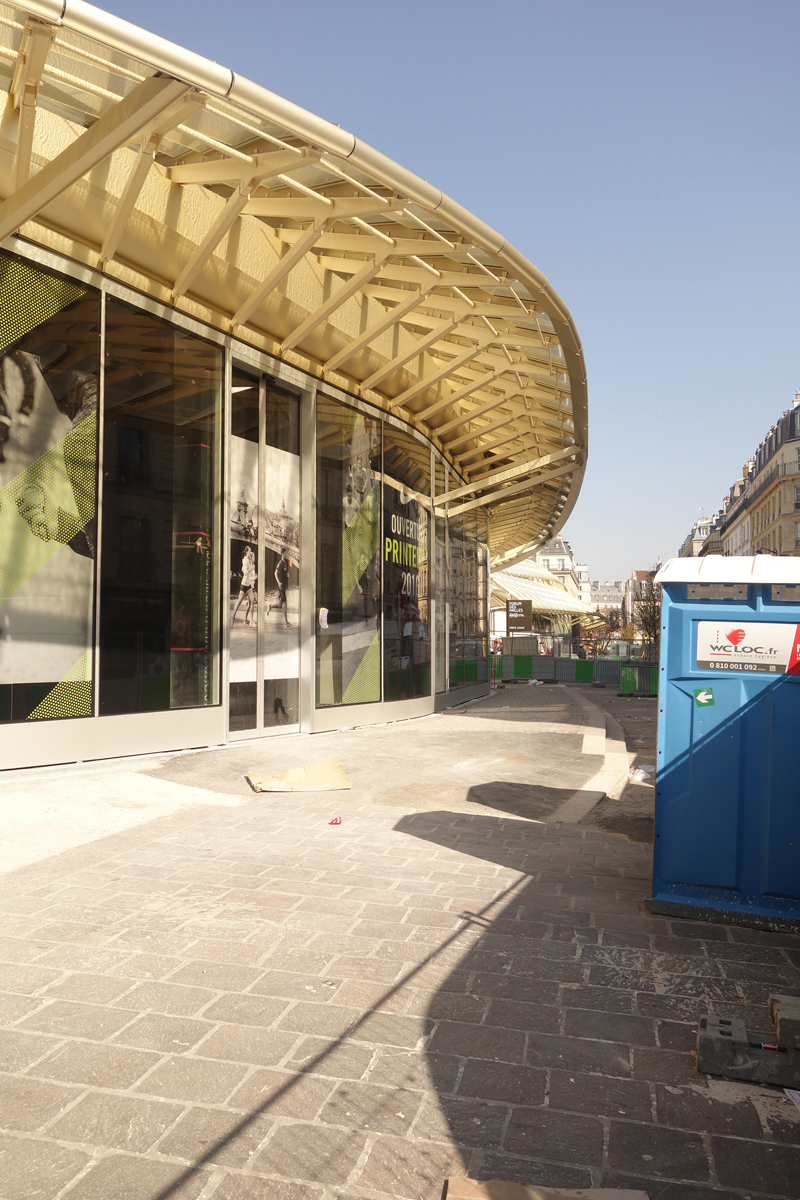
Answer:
646 556 800 930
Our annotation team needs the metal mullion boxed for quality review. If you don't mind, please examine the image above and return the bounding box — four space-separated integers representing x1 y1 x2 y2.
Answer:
299 384 316 732
221 345 232 738
380 417 384 704
92 289 107 719
257 375 266 732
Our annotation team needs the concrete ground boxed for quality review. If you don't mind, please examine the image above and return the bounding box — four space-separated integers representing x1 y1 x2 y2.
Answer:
0 686 798 1200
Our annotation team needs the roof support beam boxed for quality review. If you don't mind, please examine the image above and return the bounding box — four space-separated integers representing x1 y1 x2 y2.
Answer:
230 216 331 331
388 333 495 410
446 460 578 519
168 148 319 186
10 19 54 190
433 391 513 439
360 315 462 392
172 150 328 301
0 74 191 245
456 429 527 465
280 250 392 354
322 285 434 375
414 366 508 423
443 406 514 452
244 196 402 220
99 92 206 270
435 447 580 507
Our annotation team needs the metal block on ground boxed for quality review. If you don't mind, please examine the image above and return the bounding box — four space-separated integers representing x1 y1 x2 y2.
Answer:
696 1014 800 1086
769 993 800 1049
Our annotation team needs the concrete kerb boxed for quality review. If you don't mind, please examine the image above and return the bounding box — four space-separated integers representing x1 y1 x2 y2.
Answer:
547 685 633 824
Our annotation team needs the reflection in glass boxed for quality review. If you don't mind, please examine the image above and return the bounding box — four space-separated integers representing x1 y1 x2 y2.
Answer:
434 458 447 693
383 425 430 700
0 251 99 722
229 370 259 730
100 300 221 714
262 379 300 727
449 510 481 686
316 398 381 707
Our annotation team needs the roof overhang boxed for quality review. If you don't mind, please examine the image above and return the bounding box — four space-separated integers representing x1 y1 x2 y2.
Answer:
0 0 587 564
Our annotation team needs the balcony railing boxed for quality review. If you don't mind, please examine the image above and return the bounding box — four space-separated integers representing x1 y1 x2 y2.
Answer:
720 459 800 533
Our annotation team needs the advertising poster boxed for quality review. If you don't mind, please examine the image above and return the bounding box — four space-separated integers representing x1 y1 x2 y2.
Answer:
0 254 99 722
383 482 429 700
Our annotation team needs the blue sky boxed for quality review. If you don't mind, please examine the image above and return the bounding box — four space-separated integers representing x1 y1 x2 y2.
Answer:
105 0 800 581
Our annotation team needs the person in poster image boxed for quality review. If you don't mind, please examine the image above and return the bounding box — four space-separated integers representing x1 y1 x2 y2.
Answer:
232 545 256 624
268 547 292 627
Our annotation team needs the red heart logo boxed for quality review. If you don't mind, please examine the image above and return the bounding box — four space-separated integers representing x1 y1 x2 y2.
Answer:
726 628 746 646
328 816 342 826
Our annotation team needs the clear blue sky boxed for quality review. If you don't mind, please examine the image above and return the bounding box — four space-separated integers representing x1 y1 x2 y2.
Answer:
104 0 800 582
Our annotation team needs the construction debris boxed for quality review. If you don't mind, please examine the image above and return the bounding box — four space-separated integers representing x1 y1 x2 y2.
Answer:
246 758 351 793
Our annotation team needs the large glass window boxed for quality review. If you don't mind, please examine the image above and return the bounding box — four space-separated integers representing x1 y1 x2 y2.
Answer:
99 300 221 714
434 458 447 693
316 398 381 707
229 370 259 730
262 378 300 727
0 251 100 722
229 371 300 732
449 510 481 686
383 424 431 700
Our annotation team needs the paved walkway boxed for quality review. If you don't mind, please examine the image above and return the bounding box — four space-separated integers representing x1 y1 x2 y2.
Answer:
0 687 798 1200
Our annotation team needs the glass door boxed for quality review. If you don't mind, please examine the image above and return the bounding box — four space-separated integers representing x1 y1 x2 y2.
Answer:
228 368 300 736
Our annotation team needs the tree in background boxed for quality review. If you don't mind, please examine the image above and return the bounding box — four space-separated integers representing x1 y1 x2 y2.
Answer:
635 582 662 661
620 622 637 643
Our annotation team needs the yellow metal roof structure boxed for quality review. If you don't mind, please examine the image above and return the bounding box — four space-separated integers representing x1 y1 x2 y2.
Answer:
492 560 604 626
0 0 587 567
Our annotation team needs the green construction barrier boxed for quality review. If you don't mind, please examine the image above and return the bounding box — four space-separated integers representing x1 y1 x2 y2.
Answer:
575 661 594 682
620 664 637 695
650 666 658 695
514 655 532 679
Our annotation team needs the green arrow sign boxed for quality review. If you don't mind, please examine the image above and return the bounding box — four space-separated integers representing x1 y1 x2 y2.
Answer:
694 688 715 707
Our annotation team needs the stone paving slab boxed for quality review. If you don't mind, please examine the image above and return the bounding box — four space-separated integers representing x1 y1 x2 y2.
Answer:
0 692 798 1199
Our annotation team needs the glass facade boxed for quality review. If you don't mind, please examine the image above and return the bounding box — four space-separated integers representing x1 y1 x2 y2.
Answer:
229 371 300 732
100 301 222 714
316 397 382 707
383 424 431 701
0 245 493 763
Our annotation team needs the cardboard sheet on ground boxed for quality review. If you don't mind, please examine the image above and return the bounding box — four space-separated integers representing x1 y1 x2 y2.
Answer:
247 757 351 792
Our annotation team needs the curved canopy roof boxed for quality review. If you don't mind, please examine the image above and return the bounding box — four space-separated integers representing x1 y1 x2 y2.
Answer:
0 0 587 566
491 561 604 627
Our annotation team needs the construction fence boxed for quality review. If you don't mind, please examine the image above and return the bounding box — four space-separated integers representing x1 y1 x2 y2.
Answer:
491 655 659 694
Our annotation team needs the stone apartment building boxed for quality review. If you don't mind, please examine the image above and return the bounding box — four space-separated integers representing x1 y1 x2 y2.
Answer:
534 536 580 597
718 396 800 557
590 580 624 615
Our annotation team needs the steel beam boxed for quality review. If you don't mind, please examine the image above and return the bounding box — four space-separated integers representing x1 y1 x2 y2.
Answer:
280 250 392 354
360 315 462 392
10 20 54 189
98 92 206 269
230 216 331 331
387 334 494 410
322 285 434 375
436 446 581 505
414 366 508 423
168 148 321 187
446 460 577 519
433 391 513 439
0 75 191 245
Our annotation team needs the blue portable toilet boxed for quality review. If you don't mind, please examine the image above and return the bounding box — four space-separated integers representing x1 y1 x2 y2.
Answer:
646 557 800 930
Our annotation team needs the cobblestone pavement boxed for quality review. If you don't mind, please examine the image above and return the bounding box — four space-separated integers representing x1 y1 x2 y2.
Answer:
0 697 799 1199
574 686 658 845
